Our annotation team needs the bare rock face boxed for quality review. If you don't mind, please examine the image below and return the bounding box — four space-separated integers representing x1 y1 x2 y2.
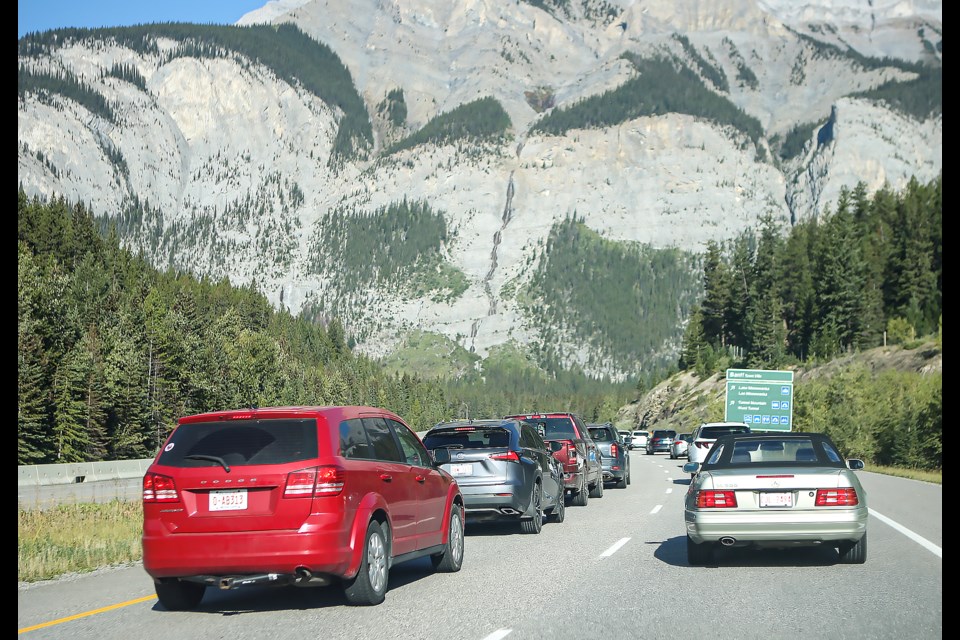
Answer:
18 0 942 378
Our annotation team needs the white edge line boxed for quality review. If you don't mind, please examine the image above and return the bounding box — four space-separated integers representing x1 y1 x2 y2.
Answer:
869 508 942 558
650 504 663 515
666 487 673 494
480 629 512 640
600 537 631 557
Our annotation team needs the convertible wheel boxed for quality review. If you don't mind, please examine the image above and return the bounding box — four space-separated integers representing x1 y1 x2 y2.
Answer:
686 535 713 566
838 532 867 564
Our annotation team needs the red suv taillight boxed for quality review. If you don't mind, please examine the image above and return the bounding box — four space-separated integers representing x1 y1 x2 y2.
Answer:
566 443 577 461
696 490 737 508
490 451 520 462
285 466 344 498
815 488 859 506
143 472 179 503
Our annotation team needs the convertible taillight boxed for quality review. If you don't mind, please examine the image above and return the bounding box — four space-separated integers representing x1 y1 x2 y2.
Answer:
815 488 859 506
696 490 737 508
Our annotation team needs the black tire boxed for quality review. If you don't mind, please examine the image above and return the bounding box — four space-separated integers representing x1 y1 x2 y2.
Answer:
343 520 389 605
520 483 544 534
155 579 205 611
646 449 653 455
548 489 565 523
687 535 713 566
431 506 465 572
572 477 589 506
626 466 631 485
838 533 867 564
616 472 628 489
589 476 604 498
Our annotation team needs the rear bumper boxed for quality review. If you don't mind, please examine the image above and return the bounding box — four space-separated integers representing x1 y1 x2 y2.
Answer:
142 524 354 580
684 507 869 545
458 483 531 519
600 460 626 481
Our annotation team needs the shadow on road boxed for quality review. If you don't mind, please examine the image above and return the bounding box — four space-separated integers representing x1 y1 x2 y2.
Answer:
652 535 847 568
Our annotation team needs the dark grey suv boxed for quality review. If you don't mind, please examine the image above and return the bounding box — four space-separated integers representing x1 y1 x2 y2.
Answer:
423 419 565 533
646 428 677 455
588 423 631 488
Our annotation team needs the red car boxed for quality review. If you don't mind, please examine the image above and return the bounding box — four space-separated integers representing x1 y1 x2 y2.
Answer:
142 406 464 609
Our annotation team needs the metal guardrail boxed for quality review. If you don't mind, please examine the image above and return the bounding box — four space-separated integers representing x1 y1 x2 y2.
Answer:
18 459 155 487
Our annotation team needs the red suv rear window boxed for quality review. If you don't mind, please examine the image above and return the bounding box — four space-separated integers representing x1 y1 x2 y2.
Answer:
156 419 319 467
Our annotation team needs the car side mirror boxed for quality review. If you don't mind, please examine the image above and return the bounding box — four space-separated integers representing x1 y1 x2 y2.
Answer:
846 459 864 470
432 448 451 466
548 441 564 453
682 461 700 475
623 437 632 446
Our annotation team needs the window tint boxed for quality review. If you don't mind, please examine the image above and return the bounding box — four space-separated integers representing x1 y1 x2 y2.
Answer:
529 418 577 440
706 443 725 464
588 428 613 442
339 418 374 459
423 427 511 449
390 419 429 467
701 425 750 439
157 419 318 467
822 441 843 463
520 424 549 450
362 417 403 462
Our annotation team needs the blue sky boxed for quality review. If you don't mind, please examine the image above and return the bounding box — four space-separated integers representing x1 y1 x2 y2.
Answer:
18 0 268 38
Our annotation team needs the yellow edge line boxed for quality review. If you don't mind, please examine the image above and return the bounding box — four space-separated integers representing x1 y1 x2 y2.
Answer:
18 594 156 634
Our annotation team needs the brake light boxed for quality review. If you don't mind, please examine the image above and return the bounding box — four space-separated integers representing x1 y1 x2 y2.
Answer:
696 490 737 508
566 443 577 461
610 444 618 457
490 451 520 462
815 488 859 506
695 441 711 449
143 472 179 503
284 466 344 498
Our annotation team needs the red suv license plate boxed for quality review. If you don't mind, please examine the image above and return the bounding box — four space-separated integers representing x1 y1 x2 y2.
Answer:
210 489 248 511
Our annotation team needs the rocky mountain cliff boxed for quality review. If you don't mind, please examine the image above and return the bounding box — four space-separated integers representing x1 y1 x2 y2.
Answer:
17 0 942 380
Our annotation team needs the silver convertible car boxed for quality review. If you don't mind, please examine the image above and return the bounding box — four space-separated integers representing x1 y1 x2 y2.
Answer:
682 432 868 565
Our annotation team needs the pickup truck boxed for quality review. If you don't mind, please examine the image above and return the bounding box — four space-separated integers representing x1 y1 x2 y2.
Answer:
504 412 604 506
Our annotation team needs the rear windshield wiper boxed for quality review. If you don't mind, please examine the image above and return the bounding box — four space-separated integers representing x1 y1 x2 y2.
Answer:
184 454 231 473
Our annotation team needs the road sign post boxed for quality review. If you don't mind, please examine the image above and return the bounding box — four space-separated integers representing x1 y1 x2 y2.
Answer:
725 369 794 431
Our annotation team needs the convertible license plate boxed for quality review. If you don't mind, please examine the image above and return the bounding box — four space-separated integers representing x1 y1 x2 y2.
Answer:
760 492 793 507
449 464 473 476
210 489 248 511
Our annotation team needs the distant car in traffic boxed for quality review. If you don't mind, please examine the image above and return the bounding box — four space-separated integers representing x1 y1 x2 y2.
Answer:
588 423 631 488
670 433 692 459
687 422 751 475
630 430 649 450
682 432 868 565
422 418 565 533
646 429 677 455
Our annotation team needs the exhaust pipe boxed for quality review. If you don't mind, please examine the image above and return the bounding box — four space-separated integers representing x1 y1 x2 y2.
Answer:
720 536 736 547
500 508 519 515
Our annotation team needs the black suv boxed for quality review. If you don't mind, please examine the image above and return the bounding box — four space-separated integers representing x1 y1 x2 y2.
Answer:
646 428 677 455
588 423 631 488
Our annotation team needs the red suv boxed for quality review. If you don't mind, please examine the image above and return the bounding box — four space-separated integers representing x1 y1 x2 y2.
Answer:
142 406 464 609
504 412 604 506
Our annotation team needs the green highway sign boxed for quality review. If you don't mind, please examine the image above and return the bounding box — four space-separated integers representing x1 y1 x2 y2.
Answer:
725 369 794 431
